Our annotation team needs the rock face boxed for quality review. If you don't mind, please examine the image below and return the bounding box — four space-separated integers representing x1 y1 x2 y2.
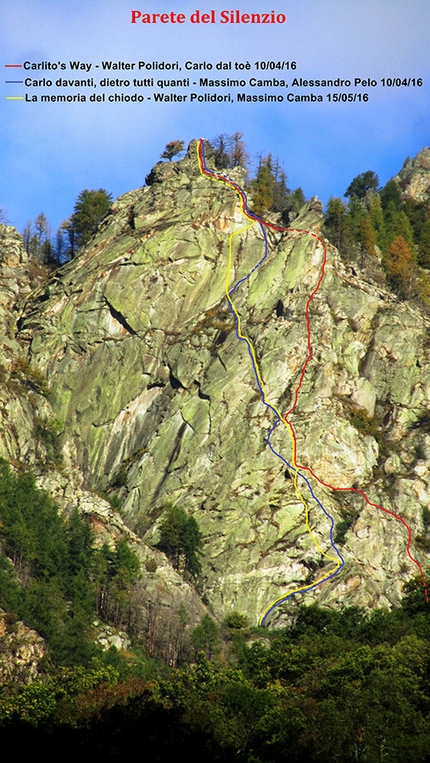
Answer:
3 140 430 628
395 147 430 201
0 610 45 685
0 222 206 658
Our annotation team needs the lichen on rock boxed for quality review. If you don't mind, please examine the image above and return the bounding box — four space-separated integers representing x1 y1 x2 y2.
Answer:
1 143 430 633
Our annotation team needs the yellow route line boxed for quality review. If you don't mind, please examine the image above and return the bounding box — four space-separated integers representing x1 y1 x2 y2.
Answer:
225 224 337 565
196 142 342 617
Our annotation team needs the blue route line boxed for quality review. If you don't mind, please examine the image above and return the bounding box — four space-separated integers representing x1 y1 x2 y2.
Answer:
199 140 344 626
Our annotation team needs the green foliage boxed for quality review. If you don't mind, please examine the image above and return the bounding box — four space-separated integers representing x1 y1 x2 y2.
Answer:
288 186 305 210
191 614 220 659
403 197 429 239
323 196 351 253
0 555 21 613
0 663 120 727
384 208 415 251
110 467 128 488
34 416 64 467
0 459 140 666
359 213 378 254
346 198 378 256
348 408 379 438
157 504 203 577
110 540 141 597
252 154 289 216
422 507 430 527
0 461 65 576
68 188 113 250
325 184 382 260
380 178 402 211
271 168 289 214
144 557 157 573
252 157 274 215
401 576 430 616
224 611 249 630
211 135 303 221
345 170 379 199
325 171 430 308
1 596 430 760
10 357 50 397
251 153 304 222
0 461 92 662
94 539 141 627
334 518 353 545
418 218 430 268
369 194 385 247
107 494 122 510
160 140 185 161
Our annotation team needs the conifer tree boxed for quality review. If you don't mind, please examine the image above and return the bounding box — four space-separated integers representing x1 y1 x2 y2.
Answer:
384 208 415 252
68 189 113 251
383 235 416 297
53 225 67 264
345 170 379 200
286 187 305 218
324 196 351 253
157 504 203 577
191 614 219 659
358 215 378 255
403 198 429 242
418 219 430 269
369 195 385 250
252 155 274 215
380 179 402 211
212 132 249 171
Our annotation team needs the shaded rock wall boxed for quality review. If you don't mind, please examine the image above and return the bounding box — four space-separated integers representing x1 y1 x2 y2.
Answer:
0 224 206 653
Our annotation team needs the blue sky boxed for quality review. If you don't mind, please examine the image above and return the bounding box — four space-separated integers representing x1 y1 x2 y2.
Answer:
1 0 429 236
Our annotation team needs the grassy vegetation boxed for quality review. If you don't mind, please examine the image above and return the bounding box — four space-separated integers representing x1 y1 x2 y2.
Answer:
0 459 140 667
10 357 51 397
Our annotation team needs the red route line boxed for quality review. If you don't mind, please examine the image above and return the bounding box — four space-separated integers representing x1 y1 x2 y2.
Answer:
198 140 429 603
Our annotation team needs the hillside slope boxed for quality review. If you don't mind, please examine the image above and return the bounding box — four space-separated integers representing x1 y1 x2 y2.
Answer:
3 140 430 629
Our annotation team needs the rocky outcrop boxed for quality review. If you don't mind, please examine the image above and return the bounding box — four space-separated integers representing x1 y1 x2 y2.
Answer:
0 224 206 654
395 147 430 201
2 142 430 630
0 610 45 685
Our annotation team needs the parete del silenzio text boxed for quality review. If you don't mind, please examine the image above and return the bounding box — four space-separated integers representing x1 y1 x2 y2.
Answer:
130 9 286 24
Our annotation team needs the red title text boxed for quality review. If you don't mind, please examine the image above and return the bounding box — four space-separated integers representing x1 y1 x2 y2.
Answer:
131 10 287 24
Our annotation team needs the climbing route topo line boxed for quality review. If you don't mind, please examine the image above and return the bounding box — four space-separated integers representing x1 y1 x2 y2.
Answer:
196 138 428 626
